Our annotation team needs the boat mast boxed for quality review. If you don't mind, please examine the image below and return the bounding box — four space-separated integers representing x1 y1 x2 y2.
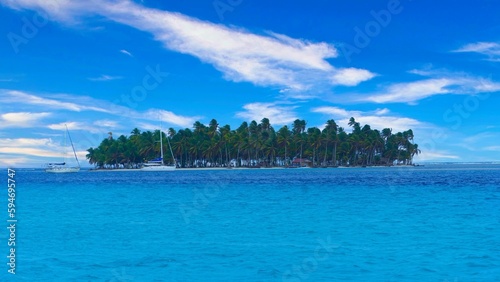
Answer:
159 113 175 167
66 124 80 168
159 122 164 165
166 133 176 167
63 125 67 164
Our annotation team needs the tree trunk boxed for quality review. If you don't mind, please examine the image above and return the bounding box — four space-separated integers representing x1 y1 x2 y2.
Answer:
323 144 328 165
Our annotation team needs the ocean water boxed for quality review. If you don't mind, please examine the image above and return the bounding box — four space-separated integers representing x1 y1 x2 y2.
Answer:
1 164 499 281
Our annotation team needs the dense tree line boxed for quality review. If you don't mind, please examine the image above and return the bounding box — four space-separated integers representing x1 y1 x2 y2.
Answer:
86 117 420 169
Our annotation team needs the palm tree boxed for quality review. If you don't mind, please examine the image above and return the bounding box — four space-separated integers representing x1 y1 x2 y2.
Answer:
277 125 291 166
219 124 232 166
208 119 219 138
324 119 338 166
307 127 322 166
86 117 421 169
86 147 97 167
409 143 421 165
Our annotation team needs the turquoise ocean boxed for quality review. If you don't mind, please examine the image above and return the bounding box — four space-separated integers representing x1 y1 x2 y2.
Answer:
1 164 499 281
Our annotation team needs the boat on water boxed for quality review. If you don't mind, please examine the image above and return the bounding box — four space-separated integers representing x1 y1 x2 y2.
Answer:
141 158 176 171
45 125 80 173
141 127 176 171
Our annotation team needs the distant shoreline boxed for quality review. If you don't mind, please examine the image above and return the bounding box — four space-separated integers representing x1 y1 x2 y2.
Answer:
86 165 423 172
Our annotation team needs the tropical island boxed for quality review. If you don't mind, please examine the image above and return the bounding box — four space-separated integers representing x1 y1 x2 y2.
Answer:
86 117 421 169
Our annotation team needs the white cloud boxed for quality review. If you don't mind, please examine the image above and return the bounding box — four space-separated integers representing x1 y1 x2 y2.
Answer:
463 132 496 144
0 147 61 158
454 42 500 61
135 122 158 132
93 119 120 128
0 89 110 112
88 75 123 81
236 103 298 126
331 68 376 86
484 146 500 151
143 109 202 128
359 75 500 104
0 138 54 147
0 137 86 164
0 112 51 128
374 108 390 115
1 0 374 92
0 137 60 158
48 121 110 134
364 78 453 103
311 106 423 132
313 106 350 117
413 151 460 161
119 49 133 57
1 89 202 128
0 156 32 167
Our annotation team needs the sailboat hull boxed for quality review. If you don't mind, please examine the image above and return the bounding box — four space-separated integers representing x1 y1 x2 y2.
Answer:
140 165 176 171
141 124 177 171
45 167 80 173
45 125 80 173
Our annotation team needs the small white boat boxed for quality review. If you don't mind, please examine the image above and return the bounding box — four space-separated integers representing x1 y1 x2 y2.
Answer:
141 158 176 171
45 164 80 173
141 125 176 171
46 125 80 173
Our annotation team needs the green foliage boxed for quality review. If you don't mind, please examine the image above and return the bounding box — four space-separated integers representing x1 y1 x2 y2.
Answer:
86 117 420 169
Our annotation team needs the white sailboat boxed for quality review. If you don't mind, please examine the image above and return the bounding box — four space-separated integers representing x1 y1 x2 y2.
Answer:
45 125 80 173
141 127 176 171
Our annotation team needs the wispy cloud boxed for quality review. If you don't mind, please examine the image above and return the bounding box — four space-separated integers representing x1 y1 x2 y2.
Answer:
0 89 110 112
331 68 376 86
413 151 460 161
93 119 121 129
236 102 298 125
1 0 375 92
88 74 123 81
119 49 133 57
311 106 423 132
453 42 500 62
355 71 500 104
48 121 105 134
0 137 86 163
363 78 453 104
0 156 32 167
463 132 496 144
143 109 203 128
0 138 54 147
0 112 51 128
0 137 60 158
459 132 500 152
484 146 500 151
1 89 201 128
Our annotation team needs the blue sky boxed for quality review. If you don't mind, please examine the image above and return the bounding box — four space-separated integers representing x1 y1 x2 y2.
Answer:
1 0 499 167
